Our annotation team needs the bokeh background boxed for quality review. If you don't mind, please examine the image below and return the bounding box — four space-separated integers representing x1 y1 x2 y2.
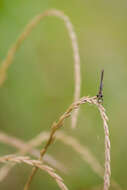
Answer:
0 0 127 189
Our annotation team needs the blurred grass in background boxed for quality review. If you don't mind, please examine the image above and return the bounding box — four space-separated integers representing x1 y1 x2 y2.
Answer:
0 0 127 189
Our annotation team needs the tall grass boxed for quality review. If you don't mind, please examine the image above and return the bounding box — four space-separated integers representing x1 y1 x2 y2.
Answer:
0 9 81 129
0 8 120 190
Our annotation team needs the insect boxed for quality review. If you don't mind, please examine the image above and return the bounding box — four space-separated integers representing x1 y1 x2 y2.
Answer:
97 69 104 103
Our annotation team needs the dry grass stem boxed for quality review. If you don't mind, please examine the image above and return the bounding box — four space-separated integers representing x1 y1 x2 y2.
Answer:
0 9 81 129
23 96 111 190
23 130 121 190
0 130 121 190
56 132 121 190
0 155 68 190
0 7 119 190
97 104 110 190
0 131 66 182
24 130 104 178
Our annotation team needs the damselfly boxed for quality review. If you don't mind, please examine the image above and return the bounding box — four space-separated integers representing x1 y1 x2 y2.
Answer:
97 69 104 103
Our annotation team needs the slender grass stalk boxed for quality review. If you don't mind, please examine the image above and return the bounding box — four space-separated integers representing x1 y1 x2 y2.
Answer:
0 131 67 182
0 130 121 190
0 155 68 190
0 7 115 190
23 96 110 190
0 9 81 129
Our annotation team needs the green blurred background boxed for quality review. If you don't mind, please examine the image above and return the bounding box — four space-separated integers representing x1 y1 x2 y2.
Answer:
0 0 127 189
